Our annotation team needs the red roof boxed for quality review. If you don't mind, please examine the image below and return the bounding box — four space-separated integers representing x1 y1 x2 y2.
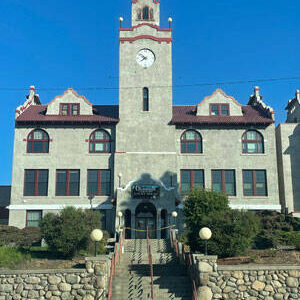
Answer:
16 104 273 126
16 105 119 124
172 105 273 125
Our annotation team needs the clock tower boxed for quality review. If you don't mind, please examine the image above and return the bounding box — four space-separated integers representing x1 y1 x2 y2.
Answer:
117 0 173 152
115 0 177 232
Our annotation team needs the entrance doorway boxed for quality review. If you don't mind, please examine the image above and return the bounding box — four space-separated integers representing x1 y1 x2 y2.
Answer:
135 202 157 239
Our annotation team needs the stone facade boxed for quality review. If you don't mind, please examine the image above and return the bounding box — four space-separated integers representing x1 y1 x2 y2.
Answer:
0 256 110 300
207 266 300 300
276 91 300 217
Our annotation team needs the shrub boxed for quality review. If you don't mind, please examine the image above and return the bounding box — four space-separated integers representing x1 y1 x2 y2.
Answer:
254 211 300 249
198 210 261 258
183 189 260 257
284 231 300 250
40 207 107 258
0 225 21 247
0 226 42 248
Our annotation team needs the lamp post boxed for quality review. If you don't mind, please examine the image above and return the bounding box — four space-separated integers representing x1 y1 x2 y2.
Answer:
118 173 123 188
171 211 178 227
117 211 123 229
168 17 173 29
199 227 212 256
119 17 124 28
90 229 103 257
88 194 95 210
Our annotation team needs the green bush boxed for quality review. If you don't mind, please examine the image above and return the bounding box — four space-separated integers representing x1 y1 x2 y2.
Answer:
284 231 300 250
0 226 41 248
40 207 107 258
199 210 260 257
254 211 300 249
183 189 260 257
0 247 31 269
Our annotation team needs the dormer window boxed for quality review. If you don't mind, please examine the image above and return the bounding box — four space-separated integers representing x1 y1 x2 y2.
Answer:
210 104 229 116
60 103 80 116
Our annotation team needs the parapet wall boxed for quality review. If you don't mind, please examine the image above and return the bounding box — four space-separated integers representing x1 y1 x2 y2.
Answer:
0 256 110 300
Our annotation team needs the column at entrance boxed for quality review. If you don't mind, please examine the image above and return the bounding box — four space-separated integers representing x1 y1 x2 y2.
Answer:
157 209 161 240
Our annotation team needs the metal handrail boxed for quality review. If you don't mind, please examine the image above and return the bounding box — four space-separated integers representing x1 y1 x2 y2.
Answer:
169 229 198 300
146 227 154 299
108 230 125 300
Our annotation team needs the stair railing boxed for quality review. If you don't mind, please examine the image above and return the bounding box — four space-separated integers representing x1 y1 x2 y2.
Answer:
169 228 198 300
146 227 154 300
107 229 125 300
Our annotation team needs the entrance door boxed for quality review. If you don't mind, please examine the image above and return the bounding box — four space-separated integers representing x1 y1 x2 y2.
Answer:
135 202 157 239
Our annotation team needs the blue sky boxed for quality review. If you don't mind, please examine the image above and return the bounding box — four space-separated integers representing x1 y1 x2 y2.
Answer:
0 0 299 185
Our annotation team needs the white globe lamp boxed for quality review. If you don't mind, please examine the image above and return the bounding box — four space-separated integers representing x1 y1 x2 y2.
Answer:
90 229 103 257
199 227 212 256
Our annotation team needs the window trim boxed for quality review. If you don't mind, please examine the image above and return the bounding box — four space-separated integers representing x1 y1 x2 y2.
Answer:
26 210 42 227
24 169 49 196
27 129 50 154
180 169 205 194
59 103 80 116
87 169 111 196
209 103 230 116
89 129 112 154
242 170 268 196
211 169 236 196
180 130 203 154
242 130 264 154
55 169 80 196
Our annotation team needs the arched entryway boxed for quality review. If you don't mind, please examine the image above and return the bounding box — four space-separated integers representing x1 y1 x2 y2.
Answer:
135 202 157 239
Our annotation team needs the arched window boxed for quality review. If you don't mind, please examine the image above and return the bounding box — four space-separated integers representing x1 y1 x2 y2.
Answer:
143 87 149 111
89 130 111 153
242 130 264 153
137 9 142 20
27 129 49 153
150 8 154 20
142 6 149 20
181 130 202 153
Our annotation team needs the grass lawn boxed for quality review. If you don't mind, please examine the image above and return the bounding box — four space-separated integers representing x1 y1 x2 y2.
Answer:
0 247 31 269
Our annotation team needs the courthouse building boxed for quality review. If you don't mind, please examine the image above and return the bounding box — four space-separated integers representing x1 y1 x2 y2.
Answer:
8 0 281 237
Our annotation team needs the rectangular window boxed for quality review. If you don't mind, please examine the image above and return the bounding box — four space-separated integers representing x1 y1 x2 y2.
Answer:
212 170 236 196
243 170 267 196
210 104 230 116
181 170 204 194
60 104 80 116
87 170 111 196
26 210 42 227
56 170 80 196
24 170 48 196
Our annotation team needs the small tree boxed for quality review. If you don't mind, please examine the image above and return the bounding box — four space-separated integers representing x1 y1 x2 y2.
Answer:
183 189 260 257
40 207 104 258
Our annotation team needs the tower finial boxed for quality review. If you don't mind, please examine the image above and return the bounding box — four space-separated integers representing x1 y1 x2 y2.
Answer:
296 90 300 101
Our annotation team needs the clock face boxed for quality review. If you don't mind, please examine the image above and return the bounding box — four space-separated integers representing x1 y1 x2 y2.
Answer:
136 49 155 68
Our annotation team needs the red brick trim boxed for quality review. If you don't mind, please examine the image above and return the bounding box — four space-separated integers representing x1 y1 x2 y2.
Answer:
132 0 160 4
120 23 171 32
120 35 172 44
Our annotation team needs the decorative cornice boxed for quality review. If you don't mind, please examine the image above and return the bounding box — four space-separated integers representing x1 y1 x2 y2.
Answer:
197 88 242 108
120 23 171 32
48 88 93 106
132 0 160 4
120 35 172 44
248 86 274 119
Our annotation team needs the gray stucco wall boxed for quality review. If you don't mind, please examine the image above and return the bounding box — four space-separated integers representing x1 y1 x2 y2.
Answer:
276 123 300 213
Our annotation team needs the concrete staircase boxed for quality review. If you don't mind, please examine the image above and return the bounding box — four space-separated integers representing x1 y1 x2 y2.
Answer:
111 239 192 300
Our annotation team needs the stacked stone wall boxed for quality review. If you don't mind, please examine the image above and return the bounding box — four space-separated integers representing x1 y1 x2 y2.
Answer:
0 256 110 300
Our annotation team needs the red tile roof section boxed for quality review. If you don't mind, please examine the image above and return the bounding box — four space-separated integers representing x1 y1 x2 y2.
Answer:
16 104 273 126
16 105 119 124
172 105 274 125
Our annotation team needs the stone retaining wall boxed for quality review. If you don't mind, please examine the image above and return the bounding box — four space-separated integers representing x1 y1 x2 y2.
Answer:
0 256 110 300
